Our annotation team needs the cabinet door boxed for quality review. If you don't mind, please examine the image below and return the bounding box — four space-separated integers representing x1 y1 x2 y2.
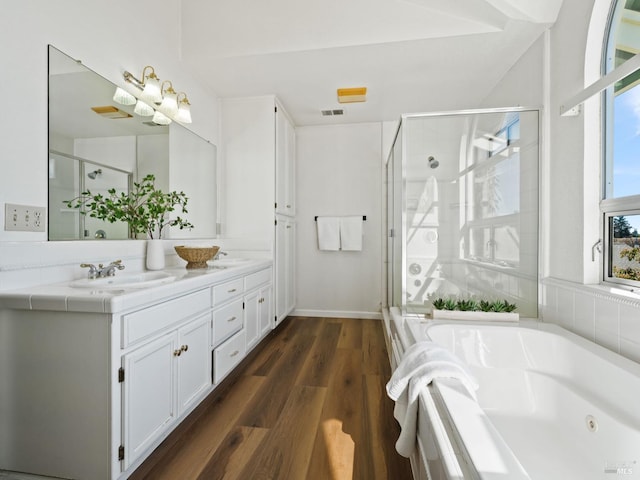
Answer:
276 217 295 322
176 314 211 414
122 333 176 470
285 220 295 315
275 106 295 216
244 289 260 351
259 284 273 337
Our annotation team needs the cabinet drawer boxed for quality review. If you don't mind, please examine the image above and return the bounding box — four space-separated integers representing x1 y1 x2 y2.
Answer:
212 299 244 347
122 289 211 348
245 267 272 291
213 330 246 384
212 278 244 305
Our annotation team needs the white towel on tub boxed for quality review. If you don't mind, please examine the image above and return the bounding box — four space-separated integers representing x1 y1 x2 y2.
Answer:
385 340 478 457
316 216 340 251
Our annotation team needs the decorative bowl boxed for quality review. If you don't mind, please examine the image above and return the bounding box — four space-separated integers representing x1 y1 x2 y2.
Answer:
174 245 220 269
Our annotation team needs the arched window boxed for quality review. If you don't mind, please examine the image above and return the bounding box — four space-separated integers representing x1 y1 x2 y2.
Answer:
602 0 640 286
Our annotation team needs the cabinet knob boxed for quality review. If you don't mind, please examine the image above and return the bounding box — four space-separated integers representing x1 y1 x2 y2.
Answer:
173 349 182 357
227 316 236 323
181 344 189 352
230 350 239 358
228 288 237 293
286 205 291 208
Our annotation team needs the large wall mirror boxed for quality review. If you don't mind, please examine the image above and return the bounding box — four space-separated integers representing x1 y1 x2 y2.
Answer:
48 45 217 240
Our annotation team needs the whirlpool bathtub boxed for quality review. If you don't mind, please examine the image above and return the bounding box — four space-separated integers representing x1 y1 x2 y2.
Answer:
402 318 640 480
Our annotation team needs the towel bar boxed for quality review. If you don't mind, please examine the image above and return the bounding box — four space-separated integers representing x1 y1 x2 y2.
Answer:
315 215 366 221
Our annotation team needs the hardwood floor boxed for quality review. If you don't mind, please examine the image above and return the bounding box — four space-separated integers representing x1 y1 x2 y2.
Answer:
130 316 413 480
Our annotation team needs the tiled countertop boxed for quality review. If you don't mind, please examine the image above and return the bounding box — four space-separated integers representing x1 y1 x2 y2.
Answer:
0 259 272 314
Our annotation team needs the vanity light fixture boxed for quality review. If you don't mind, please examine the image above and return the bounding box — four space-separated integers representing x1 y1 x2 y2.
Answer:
175 93 192 124
121 66 193 124
134 99 154 117
140 66 162 103
152 110 172 125
159 81 179 116
112 87 137 106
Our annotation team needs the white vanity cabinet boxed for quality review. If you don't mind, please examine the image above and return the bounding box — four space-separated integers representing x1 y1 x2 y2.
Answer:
213 267 273 383
0 260 273 480
244 268 273 351
122 311 211 470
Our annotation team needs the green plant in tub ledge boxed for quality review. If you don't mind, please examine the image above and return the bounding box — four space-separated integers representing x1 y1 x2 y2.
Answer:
65 174 194 239
431 296 517 313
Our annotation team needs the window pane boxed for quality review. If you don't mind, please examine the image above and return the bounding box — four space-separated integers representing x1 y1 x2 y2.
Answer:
605 0 640 74
608 82 640 198
609 214 640 281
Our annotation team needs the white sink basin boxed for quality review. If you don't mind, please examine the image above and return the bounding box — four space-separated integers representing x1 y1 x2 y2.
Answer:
69 271 176 289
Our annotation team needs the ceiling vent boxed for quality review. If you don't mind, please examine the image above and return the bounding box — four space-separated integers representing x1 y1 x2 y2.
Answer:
337 87 367 103
91 105 132 119
321 109 344 116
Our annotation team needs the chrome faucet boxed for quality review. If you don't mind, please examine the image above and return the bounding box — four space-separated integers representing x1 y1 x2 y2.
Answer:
80 260 125 279
214 251 228 260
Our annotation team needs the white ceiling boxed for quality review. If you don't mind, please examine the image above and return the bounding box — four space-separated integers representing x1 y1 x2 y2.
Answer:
180 0 563 126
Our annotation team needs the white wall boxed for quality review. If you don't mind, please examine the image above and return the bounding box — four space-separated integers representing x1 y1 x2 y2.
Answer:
0 1 220 289
541 0 640 362
295 123 383 318
479 0 640 362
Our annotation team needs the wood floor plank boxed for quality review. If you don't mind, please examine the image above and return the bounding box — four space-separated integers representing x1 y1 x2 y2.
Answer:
244 316 317 377
307 347 363 480
129 375 266 480
237 385 327 480
361 374 412 480
363 319 392 375
235 327 317 428
295 321 342 387
196 426 268 480
336 317 363 349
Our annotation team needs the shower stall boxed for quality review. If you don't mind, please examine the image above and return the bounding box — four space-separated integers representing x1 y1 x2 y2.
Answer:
48 150 132 240
386 107 539 318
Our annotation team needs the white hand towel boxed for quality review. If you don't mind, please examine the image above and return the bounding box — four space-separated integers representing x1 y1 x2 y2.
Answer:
317 216 340 251
339 216 363 251
386 340 478 457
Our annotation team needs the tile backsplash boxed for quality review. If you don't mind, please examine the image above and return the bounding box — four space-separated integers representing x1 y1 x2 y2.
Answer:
542 277 640 364
0 241 148 291
0 238 263 292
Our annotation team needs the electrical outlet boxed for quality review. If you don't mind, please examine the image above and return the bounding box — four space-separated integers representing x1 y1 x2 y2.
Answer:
4 203 46 232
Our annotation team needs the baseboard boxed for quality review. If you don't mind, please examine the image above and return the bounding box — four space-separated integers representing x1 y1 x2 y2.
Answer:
292 308 382 320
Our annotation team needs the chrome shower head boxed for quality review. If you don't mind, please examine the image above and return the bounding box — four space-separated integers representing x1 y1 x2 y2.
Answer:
428 156 439 169
88 169 102 179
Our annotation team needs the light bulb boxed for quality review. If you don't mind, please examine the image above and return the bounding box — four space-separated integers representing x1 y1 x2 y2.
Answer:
134 100 154 117
152 111 171 125
113 87 137 106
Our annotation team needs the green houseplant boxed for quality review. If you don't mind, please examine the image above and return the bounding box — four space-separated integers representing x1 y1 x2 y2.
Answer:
429 295 518 322
65 174 194 239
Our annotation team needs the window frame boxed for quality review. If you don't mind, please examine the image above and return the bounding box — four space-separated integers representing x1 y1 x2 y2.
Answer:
601 0 640 288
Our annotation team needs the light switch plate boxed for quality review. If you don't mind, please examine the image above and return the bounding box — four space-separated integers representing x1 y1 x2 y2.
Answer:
5 203 46 232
